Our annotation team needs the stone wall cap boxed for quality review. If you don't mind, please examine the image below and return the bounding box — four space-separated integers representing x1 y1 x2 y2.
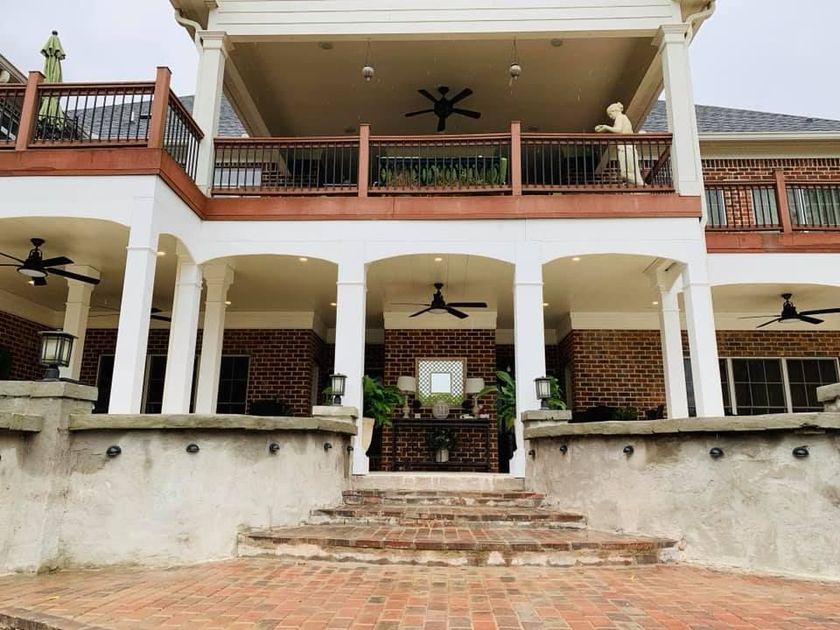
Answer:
68 414 357 435
522 410 572 422
525 413 840 440
0 381 98 402
312 405 359 420
816 383 840 403
0 412 44 432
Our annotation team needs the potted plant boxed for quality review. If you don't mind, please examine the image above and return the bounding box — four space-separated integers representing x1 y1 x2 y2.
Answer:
426 427 457 463
322 376 403 452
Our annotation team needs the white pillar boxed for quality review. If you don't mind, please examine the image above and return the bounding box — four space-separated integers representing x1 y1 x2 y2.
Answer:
334 252 367 474
192 31 228 192
682 263 724 417
109 229 159 414
652 267 689 419
59 265 100 381
161 251 203 414
195 262 234 414
656 24 704 199
513 245 546 478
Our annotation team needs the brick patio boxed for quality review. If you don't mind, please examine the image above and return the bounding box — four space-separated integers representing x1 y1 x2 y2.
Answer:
1 559 839 629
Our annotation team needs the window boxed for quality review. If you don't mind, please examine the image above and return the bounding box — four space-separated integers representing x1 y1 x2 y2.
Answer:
788 186 840 228
684 358 731 417
786 358 839 412
751 187 779 227
731 359 786 415
93 355 115 413
705 188 727 227
143 355 167 413
217 355 249 414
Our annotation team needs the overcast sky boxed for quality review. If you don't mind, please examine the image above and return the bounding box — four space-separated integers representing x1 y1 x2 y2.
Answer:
2 0 838 121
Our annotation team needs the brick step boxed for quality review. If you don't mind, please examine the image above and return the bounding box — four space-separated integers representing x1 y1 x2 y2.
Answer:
310 504 586 529
238 525 678 568
343 489 545 508
351 472 525 493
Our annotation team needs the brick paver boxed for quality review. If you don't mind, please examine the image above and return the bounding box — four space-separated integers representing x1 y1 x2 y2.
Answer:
1 559 838 629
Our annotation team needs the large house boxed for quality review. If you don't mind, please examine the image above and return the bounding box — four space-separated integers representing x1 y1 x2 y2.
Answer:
1 0 839 480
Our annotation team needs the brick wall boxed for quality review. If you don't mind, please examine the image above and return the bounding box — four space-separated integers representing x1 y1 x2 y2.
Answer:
495 344 561 377
380 329 498 472
0 311 49 381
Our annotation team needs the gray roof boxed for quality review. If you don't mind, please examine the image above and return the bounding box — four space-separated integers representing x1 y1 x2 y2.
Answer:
179 95 247 137
643 101 840 134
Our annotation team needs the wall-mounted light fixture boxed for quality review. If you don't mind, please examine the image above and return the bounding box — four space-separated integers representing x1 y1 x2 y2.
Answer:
528 449 536 458
709 447 724 459
39 330 75 381
186 443 200 454
793 446 809 459
106 445 122 458
559 444 568 454
330 373 346 405
324 442 333 451
534 377 551 410
623 445 634 456
269 442 280 454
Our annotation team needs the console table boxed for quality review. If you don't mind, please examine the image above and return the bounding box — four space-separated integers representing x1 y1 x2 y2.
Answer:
389 417 494 472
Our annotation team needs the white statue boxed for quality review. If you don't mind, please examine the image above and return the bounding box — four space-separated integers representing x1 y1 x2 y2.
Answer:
594 102 645 186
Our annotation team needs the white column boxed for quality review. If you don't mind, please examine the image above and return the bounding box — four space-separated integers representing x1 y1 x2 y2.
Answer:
682 263 724 417
334 252 368 474
656 24 704 199
108 229 159 414
195 262 234 414
192 31 228 192
653 270 689 419
512 245 546 478
161 251 203 414
59 265 100 381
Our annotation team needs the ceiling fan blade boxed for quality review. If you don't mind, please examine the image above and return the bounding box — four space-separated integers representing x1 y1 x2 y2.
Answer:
391 302 431 306
452 108 481 119
798 315 824 325
756 318 782 329
405 109 434 118
33 277 47 287
437 116 446 132
0 264 20 267
449 88 473 104
739 315 780 319
446 306 469 319
409 307 433 318
417 89 438 103
151 314 172 322
46 268 101 285
799 307 840 316
40 256 74 267
0 252 24 263
447 301 488 308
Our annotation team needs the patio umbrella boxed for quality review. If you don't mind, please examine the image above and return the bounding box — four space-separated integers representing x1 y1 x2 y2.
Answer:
38 30 66 127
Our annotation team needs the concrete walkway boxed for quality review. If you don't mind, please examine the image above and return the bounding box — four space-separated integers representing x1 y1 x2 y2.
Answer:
1 559 839 629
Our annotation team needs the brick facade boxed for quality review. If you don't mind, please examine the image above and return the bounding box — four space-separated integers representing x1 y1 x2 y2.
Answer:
494 344 561 378
380 329 499 472
0 311 49 381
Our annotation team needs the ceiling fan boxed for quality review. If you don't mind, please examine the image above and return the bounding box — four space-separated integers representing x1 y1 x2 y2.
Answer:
393 283 488 319
0 238 100 286
404 86 481 132
743 293 840 328
90 306 172 323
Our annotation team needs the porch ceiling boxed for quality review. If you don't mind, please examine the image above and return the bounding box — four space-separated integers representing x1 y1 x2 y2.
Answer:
227 36 658 136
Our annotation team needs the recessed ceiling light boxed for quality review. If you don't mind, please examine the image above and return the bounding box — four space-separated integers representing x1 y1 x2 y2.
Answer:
571 256 581 262
434 257 443 262
224 300 232 306
299 257 308 262
28 280 35 286
156 251 166 257
330 302 337 307
543 302 549 307
652 301 659 306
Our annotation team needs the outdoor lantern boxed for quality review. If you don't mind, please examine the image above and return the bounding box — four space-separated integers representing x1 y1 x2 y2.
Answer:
39 330 75 381
330 373 347 405
534 376 551 409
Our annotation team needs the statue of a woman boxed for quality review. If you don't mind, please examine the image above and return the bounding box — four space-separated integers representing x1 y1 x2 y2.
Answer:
594 102 646 186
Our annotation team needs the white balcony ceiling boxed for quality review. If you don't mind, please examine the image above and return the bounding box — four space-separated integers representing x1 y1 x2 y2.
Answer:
228 36 658 136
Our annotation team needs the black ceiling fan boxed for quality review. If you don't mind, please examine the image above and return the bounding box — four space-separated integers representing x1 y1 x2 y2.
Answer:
0 238 100 286
393 283 488 319
405 86 481 132
743 293 840 328
90 305 172 323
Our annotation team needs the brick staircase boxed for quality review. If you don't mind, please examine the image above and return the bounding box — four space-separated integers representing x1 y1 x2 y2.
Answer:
239 476 678 568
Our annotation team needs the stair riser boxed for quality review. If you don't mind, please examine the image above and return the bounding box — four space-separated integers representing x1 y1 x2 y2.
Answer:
239 538 677 568
345 497 545 508
308 514 586 529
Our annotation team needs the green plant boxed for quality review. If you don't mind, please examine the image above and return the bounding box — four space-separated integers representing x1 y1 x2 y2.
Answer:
362 375 404 427
612 406 639 421
493 370 567 430
426 427 457 452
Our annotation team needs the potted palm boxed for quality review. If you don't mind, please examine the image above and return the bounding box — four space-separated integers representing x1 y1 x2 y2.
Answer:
361 375 404 452
426 427 457 463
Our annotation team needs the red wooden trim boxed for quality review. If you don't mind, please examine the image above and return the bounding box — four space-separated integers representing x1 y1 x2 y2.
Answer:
774 169 793 234
706 230 840 253
167 92 204 141
358 123 370 198
521 132 673 142
510 121 522 196
35 81 155 91
15 71 44 151
214 136 359 145
147 67 171 150
370 132 511 142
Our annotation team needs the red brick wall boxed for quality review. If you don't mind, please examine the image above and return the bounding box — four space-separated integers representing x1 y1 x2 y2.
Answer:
710 330 840 358
0 311 49 381
495 344 561 377
380 329 499 472
79 328 323 416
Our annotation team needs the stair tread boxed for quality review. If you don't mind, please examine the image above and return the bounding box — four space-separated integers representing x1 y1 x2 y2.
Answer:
317 505 584 521
243 524 675 551
345 490 543 498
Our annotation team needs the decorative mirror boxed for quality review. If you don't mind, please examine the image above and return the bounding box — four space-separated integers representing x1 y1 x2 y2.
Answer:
416 358 465 406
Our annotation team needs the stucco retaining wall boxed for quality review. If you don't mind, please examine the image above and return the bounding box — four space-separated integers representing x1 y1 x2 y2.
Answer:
526 415 840 580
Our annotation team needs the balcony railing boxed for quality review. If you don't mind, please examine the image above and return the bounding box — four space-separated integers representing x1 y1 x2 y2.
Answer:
3 68 203 182
211 123 674 197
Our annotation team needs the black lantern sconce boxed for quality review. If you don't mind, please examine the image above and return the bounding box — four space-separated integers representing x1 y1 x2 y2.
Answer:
793 446 809 459
324 442 333 451
106 445 122 458
186 443 200 454
330 373 347 406
709 447 724 459
39 330 75 381
623 445 634 456
534 376 551 410
559 444 568 455
268 442 280 454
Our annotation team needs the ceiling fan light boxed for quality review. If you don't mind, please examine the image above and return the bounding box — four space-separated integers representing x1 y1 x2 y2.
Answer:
430 307 447 314
18 266 47 278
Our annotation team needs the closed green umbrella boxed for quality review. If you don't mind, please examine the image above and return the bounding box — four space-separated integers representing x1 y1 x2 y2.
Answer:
38 30 65 126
